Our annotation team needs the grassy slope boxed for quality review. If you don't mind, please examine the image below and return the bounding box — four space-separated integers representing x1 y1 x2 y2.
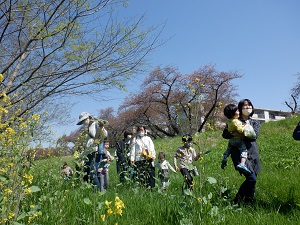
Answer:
32 116 300 225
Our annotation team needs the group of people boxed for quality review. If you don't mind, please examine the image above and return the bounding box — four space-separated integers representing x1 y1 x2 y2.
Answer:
73 98 261 206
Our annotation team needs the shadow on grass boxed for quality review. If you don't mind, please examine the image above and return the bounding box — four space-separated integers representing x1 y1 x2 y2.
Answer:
256 187 300 214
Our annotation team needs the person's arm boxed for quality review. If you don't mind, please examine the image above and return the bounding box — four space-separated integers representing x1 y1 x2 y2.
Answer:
130 137 136 165
107 151 114 162
167 161 177 173
222 125 234 139
147 137 156 160
235 120 246 134
116 141 125 162
192 148 202 161
173 151 179 171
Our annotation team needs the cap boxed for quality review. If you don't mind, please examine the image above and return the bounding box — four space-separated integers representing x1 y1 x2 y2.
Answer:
77 112 90 125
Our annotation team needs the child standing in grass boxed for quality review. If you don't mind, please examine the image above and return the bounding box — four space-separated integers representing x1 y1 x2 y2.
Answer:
174 134 202 194
221 104 251 175
61 162 74 181
155 152 177 190
97 140 114 191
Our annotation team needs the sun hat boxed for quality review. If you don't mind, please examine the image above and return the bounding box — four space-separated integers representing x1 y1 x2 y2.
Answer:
77 112 90 125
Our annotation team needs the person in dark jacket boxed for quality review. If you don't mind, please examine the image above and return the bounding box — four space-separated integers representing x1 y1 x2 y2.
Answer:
116 130 133 183
293 121 300 140
222 99 262 205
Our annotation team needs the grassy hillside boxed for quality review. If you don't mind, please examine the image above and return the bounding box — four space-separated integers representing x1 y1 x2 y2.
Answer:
29 116 300 225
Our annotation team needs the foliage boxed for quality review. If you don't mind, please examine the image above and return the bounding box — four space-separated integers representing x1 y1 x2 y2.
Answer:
0 92 42 224
0 0 161 127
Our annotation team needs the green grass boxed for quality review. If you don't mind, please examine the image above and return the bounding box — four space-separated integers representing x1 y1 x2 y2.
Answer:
28 116 300 225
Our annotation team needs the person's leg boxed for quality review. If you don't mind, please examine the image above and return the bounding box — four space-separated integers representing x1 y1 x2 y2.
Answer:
180 168 194 190
234 172 257 204
98 172 105 191
147 163 155 188
104 170 109 190
89 160 101 190
134 161 145 185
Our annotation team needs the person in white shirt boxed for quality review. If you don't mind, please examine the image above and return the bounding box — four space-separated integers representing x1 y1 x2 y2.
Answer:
76 112 108 190
155 152 177 190
130 126 156 188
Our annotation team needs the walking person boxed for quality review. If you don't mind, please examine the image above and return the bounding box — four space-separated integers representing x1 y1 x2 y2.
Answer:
130 126 156 188
116 130 133 183
174 134 202 194
76 112 108 191
97 140 114 191
155 152 177 190
222 99 262 205
221 103 252 175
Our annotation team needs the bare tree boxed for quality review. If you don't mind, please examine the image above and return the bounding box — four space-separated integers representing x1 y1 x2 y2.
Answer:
285 94 297 114
0 0 162 124
120 65 241 136
286 73 300 114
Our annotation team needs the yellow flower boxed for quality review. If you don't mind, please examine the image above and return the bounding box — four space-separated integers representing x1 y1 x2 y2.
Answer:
101 214 105 221
0 73 3 82
8 212 14 219
105 200 112 207
4 189 12 194
198 197 202 203
195 78 200 82
115 197 125 209
30 205 35 209
73 151 79 159
114 208 123 216
107 208 113 215
32 114 40 121
24 188 32 194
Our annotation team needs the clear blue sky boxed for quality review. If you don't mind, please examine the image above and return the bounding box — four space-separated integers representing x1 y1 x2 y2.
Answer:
55 0 300 138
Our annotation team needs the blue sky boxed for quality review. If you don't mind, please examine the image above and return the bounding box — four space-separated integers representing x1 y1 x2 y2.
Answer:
55 0 300 138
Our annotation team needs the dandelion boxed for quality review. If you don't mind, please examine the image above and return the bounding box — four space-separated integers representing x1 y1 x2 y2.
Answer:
197 197 202 203
101 214 105 221
30 205 35 209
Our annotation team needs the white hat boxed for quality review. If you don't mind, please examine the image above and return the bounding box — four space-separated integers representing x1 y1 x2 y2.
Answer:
77 112 90 125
